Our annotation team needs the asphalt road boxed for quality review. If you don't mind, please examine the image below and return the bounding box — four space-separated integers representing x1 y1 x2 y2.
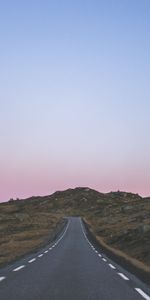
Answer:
0 217 150 300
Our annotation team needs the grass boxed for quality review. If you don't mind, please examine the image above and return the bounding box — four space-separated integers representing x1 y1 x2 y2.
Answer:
0 200 66 266
0 187 150 274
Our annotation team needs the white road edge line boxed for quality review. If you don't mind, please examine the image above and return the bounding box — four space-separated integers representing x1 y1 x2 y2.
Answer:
0 276 6 282
48 220 70 249
81 219 134 290
9 221 69 274
102 258 107 262
13 265 25 272
118 273 129 280
109 264 116 269
28 258 36 263
135 288 150 300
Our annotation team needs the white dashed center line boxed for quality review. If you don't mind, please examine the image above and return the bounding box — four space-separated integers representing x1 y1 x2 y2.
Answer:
13 265 25 272
135 288 150 300
44 250 48 253
0 276 6 282
118 273 129 280
28 258 36 263
38 254 43 257
98 254 102 257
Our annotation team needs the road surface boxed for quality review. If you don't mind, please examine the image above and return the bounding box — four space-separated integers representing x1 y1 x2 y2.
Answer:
0 217 150 299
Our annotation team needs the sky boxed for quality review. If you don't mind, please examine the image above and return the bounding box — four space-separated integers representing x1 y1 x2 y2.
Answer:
0 0 150 201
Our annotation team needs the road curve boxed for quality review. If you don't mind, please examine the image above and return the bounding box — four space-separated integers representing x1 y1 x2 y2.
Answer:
0 217 150 300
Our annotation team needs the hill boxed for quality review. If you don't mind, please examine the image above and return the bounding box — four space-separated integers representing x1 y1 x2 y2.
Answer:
0 187 150 272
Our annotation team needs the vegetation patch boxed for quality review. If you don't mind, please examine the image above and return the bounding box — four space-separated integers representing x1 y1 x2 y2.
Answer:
0 187 150 275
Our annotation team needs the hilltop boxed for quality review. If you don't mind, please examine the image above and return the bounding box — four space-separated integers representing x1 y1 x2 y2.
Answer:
0 187 150 272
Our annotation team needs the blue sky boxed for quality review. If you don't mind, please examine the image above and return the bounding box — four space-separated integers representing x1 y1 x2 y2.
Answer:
0 0 150 201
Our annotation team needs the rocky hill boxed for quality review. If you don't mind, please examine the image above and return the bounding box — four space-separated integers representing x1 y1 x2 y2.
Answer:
0 187 150 272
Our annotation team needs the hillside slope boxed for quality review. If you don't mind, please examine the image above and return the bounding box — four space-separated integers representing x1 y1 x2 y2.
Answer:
0 187 150 269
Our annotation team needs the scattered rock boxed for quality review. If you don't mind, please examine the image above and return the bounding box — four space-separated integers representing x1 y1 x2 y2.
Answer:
138 224 150 234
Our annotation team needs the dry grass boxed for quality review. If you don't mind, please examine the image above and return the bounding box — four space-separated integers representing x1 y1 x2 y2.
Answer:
84 217 150 275
0 200 66 266
0 187 150 273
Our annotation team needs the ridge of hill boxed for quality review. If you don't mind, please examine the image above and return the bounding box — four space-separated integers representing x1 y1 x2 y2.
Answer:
0 187 150 271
